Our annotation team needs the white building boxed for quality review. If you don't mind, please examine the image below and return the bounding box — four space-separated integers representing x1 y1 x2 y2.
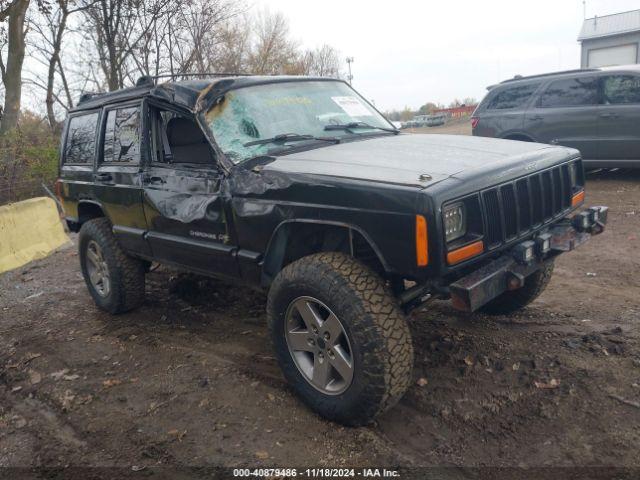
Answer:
578 9 640 68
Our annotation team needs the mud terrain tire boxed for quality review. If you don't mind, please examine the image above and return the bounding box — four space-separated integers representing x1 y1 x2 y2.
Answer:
480 260 554 315
267 252 413 426
79 218 145 314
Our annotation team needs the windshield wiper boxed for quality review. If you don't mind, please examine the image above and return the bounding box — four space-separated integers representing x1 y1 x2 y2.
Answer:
244 133 340 147
324 122 399 134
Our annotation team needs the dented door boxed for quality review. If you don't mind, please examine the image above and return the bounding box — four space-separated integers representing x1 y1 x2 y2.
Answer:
142 165 240 278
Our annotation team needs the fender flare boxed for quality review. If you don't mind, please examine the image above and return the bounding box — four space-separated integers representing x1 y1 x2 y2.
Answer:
261 218 390 285
76 199 108 223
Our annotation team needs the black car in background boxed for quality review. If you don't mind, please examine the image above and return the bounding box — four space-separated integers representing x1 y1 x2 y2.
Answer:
57 75 607 425
472 65 640 168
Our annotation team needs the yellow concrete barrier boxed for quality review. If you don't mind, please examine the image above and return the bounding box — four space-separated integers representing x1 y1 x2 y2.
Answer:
0 196 71 274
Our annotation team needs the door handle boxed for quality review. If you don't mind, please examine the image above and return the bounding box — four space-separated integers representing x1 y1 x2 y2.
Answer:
599 113 618 118
528 115 543 121
94 173 113 182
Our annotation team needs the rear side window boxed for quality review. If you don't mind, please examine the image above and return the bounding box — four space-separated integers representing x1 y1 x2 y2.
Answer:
487 83 540 110
64 112 99 164
602 75 640 104
103 106 141 163
539 77 599 107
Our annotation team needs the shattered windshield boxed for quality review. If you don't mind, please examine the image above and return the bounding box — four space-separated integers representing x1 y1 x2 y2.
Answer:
205 80 394 163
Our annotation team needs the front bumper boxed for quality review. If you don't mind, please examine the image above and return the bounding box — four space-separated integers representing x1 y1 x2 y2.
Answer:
449 206 608 312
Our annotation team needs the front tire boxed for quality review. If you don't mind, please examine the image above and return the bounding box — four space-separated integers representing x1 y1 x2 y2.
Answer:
480 260 554 315
79 218 146 314
267 252 413 426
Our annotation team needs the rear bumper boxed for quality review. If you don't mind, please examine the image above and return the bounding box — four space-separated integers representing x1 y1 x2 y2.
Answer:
449 206 608 312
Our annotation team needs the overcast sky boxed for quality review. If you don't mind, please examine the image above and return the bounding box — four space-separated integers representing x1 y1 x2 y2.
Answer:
255 0 640 111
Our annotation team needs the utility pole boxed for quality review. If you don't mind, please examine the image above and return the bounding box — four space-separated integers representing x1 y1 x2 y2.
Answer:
346 57 354 85
583 0 586 19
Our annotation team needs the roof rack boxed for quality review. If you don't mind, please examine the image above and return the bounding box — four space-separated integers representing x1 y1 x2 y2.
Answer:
77 73 255 105
500 68 600 84
77 92 106 104
137 72 254 86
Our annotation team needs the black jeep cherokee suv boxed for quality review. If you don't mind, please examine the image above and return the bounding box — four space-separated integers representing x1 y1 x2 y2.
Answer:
57 75 607 425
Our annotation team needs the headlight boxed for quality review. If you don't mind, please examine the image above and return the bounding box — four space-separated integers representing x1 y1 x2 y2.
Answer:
444 202 466 242
569 162 578 188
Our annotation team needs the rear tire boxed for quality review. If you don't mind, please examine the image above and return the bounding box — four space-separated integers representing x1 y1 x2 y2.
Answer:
480 260 554 315
267 252 413 426
79 218 145 314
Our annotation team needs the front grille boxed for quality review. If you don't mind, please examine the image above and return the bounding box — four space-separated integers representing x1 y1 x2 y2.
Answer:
481 164 574 249
501 184 518 239
483 189 502 246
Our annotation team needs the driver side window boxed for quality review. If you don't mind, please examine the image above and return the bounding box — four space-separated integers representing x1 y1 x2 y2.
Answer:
151 108 216 166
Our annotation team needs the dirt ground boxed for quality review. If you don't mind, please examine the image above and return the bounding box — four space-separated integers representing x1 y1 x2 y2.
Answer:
1 161 639 476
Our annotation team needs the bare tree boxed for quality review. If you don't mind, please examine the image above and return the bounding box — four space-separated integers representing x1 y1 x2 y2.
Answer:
159 0 242 76
80 0 175 91
207 15 250 73
0 0 30 134
125 0 177 78
1 1 344 132
247 9 298 75
28 0 96 129
66 3 338 95
79 0 127 91
302 44 341 77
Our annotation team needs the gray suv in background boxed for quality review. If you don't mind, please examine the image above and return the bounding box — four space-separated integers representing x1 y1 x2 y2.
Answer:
472 65 640 168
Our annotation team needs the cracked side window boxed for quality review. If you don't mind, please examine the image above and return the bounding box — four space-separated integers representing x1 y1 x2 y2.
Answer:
103 106 141 164
64 112 99 165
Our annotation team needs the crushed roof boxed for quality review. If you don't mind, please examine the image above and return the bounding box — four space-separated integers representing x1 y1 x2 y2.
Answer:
72 76 339 113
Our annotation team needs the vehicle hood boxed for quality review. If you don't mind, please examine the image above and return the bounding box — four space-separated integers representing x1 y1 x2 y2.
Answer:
262 134 578 188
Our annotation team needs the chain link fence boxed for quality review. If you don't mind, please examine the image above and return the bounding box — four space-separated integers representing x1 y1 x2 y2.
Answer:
0 156 56 205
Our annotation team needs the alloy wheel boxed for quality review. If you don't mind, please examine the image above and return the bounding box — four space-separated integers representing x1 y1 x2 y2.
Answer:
284 296 354 395
85 240 111 297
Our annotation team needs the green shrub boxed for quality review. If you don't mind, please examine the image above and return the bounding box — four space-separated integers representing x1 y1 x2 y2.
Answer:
0 111 60 204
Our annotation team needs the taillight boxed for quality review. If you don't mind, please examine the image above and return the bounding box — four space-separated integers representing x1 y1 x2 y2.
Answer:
55 179 63 200
471 117 479 129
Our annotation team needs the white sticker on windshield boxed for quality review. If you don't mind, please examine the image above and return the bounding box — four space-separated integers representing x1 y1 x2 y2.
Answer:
331 96 371 117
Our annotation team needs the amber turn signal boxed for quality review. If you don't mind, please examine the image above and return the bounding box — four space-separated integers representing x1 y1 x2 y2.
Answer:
571 190 585 207
415 215 429 266
447 240 484 265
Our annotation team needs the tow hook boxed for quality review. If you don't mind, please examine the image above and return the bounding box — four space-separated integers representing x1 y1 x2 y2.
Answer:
507 272 525 290
572 206 608 234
